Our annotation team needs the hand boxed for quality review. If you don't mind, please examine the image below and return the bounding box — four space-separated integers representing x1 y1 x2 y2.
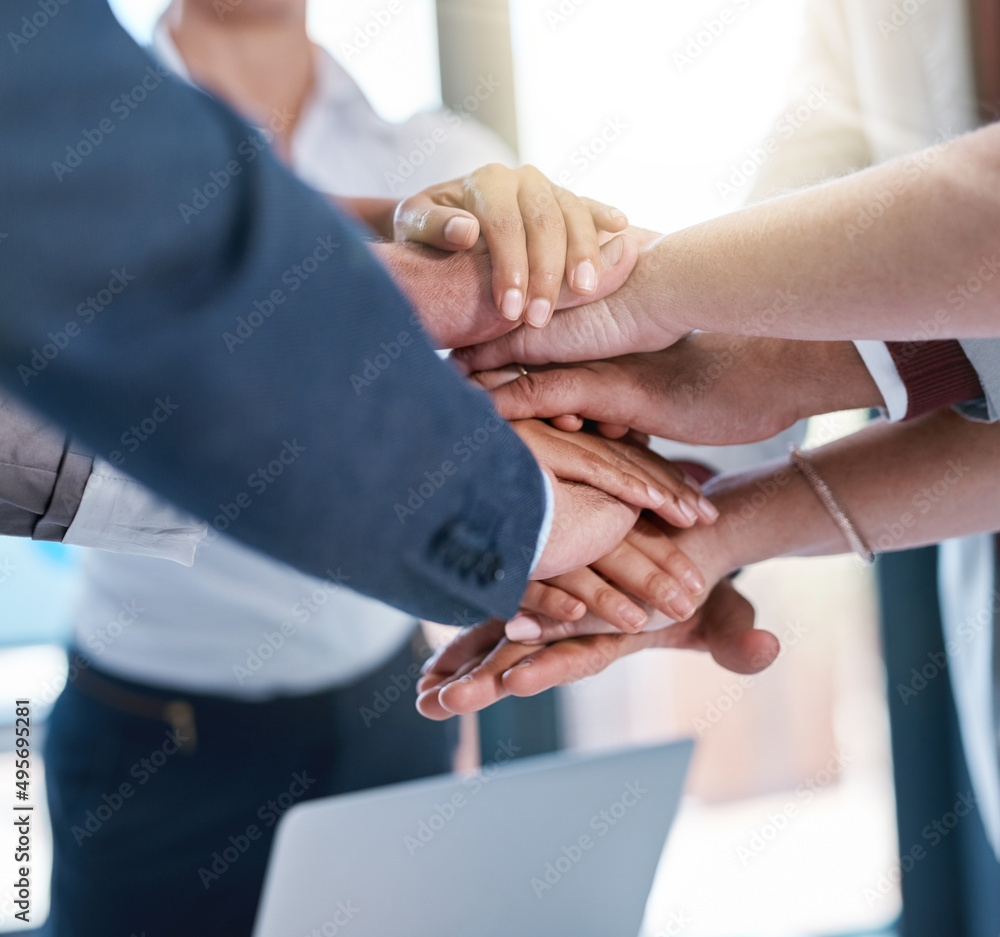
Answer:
473 335 885 446
507 503 740 643
531 475 639 582
393 165 629 327
526 421 719 582
370 232 640 351
515 513 709 635
414 578 779 720
512 420 717 528
450 242 690 372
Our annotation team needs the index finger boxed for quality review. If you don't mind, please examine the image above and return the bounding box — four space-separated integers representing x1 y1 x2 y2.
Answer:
463 165 530 322
417 619 506 689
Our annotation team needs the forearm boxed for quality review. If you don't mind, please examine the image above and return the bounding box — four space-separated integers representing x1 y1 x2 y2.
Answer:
631 124 1000 341
679 409 1000 580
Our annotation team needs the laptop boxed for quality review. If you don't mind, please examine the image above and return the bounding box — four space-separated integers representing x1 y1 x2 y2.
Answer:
252 739 694 937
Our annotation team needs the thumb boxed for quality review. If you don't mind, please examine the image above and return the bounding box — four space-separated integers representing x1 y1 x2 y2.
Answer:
554 231 638 309
701 580 780 675
488 366 601 422
394 199 482 251
451 233 641 372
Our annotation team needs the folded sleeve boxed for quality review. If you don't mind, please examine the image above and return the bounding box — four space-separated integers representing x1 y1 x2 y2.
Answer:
62 459 208 566
0 396 92 542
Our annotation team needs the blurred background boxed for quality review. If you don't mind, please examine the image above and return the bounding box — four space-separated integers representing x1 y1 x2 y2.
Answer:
0 1 911 934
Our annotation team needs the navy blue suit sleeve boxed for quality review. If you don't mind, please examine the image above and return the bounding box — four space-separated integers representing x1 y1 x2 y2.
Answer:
0 0 543 624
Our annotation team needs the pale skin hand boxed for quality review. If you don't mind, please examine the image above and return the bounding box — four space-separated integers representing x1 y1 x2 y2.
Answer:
393 165 629 327
474 335 886 445
452 124 1000 373
369 233 639 351
338 165 630 329
419 408 1000 713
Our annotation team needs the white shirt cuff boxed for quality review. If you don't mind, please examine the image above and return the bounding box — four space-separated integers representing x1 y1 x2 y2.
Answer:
854 340 908 423
63 459 208 566
529 469 555 575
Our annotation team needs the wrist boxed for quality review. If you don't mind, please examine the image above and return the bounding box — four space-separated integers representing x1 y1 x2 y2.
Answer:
613 241 697 347
668 516 738 595
699 460 804 572
792 340 886 421
700 455 852 570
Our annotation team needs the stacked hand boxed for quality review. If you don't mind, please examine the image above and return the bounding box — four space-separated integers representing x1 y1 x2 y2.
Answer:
371 166 831 715
393 164 630 328
368 138 1000 719
357 165 644 350
515 420 717 581
416 577 779 720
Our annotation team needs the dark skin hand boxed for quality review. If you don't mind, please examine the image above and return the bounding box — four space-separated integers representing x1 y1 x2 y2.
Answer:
473 334 885 445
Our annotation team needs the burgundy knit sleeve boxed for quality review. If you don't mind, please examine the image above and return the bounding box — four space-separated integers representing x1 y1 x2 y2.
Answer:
884 340 985 421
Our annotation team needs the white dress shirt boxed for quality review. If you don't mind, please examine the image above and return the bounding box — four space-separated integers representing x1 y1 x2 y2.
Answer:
71 24 519 699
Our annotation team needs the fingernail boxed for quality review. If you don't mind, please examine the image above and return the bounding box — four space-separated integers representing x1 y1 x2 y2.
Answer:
646 484 666 507
673 595 696 619
678 500 698 524
501 288 524 321
573 260 597 293
506 615 542 643
683 473 704 495
621 604 647 629
609 208 627 222
525 298 552 328
698 496 720 521
566 599 586 618
443 215 477 246
600 236 625 267
683 570 705 594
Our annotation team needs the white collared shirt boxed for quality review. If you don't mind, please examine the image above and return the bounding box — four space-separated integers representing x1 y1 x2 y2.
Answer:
70 23 516 698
